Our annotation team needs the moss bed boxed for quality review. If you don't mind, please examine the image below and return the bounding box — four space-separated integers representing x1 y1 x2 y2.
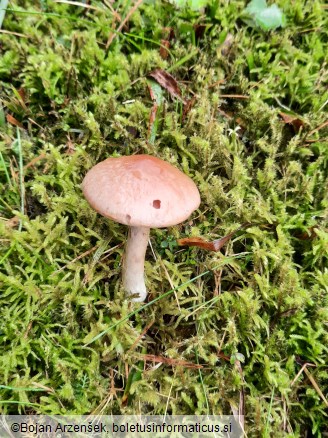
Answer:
0 0 328 435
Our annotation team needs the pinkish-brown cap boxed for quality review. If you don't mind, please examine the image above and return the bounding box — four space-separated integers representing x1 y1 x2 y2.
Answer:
82 154 200 228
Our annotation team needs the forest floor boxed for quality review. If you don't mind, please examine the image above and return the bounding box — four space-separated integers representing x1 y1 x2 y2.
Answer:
0 0 328 435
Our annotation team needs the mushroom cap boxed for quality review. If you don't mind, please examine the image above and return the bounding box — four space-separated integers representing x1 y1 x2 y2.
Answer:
82 154 200 228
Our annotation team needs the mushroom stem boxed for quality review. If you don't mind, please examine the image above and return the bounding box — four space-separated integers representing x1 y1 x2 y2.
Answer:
122 226 150 302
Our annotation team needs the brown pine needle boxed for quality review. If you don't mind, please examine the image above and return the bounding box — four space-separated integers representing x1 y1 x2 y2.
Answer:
290 363 328 406
220 94 249 99
0 29 28 37
290 362 315 386
24 153 47 170
127 320 155 353
50 246 98 275
103 0 121 21
106 0 143 49
137 354 203 369
303 367 328 407
307 120 328 137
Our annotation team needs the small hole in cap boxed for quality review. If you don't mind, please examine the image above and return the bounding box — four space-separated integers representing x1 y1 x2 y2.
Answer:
126 214 131 222
153 200 161 209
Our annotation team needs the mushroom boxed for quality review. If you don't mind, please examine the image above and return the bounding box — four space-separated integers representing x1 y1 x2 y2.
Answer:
82 154 200 302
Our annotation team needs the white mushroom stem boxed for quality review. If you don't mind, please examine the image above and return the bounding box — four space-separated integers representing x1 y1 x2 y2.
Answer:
122 226 150 302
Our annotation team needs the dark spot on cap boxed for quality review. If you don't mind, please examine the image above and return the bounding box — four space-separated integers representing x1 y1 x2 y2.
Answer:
126 214 131 222
153 200 161 209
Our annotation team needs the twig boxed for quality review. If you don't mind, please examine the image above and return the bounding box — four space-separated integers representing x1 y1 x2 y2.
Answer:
103 0 121 21
106 0 143 49
50 245 97 275
24 153 47 171
213 269 222 296
304 138 328 144
208 79 225 89
303 367 328 407
220 94 249 99
127 320 155 353
307 119 328 137
0 29 27 37
290 362 315 387
137 353 203 369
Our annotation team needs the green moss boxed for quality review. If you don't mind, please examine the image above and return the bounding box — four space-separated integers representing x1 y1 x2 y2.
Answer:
1 0 328 435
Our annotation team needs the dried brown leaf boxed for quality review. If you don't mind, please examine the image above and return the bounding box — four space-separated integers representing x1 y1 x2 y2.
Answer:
147 81 157 102
17 88 28 111
177 236 219 251
6 114 23 128
279 112 304 132
127 321 155 353
194 24 207 41
148 69 185 103
182 96 196 121
177 223 250 252
148 105 158 136
126 126 139 138
235 117 247 129
217 352 230 361
159 39 170 59
6 216 19 228
294 227 318 240
162 27 175 40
